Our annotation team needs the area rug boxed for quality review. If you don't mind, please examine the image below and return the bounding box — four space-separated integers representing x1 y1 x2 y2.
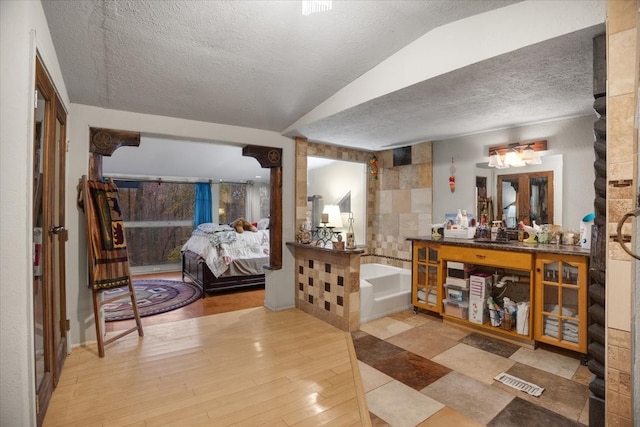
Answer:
103 279 202 321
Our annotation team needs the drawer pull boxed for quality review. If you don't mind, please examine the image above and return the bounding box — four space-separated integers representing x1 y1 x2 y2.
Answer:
476 254 486 259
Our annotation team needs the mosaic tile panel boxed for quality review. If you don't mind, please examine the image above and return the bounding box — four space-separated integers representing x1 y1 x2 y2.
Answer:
293 245 361 331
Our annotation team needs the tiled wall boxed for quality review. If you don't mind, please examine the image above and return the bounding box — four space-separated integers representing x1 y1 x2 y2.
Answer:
293 245 362 331
294 137 434 272
366 143 433 270
606 1 638 424
295 137 374 234
293 138 374 330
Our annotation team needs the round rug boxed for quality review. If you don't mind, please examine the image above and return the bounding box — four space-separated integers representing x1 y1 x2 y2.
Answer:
103 279 202 322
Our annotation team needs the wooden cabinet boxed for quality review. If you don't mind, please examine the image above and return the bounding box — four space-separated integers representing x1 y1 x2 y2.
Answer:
440 245 533 270
534 254 588 353
439 245 534 340
411 241 441 313
409 239 589 354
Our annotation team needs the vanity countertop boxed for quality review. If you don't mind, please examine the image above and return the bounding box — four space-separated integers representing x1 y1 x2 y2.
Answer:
407 236 591 257
286 241 365 254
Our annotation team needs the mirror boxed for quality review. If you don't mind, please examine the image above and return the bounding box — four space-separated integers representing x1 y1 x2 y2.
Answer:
476 154 562 229
307 157 366 246
497 171 554 228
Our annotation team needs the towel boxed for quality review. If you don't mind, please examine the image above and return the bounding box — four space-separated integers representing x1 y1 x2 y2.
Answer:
516 301 529 335
79 178 132 290
543 318 579 342
417 289 437 305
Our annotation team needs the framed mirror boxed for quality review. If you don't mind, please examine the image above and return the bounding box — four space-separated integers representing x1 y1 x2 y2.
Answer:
307 157 366 246
497 171 554 228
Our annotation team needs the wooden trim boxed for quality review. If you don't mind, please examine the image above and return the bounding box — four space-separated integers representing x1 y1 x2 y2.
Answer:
268 165 283 269
488 140 547 156
89 127 140 156
34 56 57 427
243 145 283 270
242 145 282 168
53 91 68 385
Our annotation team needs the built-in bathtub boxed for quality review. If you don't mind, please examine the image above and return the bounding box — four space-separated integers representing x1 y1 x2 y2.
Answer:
360 263 412 324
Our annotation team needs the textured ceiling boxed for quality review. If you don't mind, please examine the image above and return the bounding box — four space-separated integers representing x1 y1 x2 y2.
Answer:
43 1 522 138
293 25 603 149
42 0 604 157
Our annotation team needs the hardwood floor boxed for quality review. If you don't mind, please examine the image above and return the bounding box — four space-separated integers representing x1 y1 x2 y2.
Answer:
44 307 370 426
46 272 370 426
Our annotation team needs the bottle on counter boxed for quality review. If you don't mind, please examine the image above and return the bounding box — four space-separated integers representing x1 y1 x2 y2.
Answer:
456 209 463 227
518 222 524 242
461 210 469 229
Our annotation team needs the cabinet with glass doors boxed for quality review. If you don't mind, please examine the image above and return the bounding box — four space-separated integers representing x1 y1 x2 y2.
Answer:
412 242 441 313
534 254 587 353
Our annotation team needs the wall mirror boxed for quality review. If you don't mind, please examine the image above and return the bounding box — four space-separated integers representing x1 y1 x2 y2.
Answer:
476 154 563 229
498 171 554 228
307 156 366 246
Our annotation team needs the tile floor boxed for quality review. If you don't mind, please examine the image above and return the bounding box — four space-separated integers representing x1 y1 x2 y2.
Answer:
353 310 591 426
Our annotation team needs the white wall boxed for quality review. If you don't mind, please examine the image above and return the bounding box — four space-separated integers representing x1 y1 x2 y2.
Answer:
66 105 296 346
0 1 70 425
433 115 596 230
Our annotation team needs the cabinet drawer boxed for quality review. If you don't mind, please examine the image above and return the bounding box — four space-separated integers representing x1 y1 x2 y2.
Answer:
440 246 532 270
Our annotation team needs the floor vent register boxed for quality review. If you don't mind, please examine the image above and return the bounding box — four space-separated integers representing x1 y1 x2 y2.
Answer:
494 372 545 397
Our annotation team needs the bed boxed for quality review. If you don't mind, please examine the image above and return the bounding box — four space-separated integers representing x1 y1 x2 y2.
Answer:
181 222 269 297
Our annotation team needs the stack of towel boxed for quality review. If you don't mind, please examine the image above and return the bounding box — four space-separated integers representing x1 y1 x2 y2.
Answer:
417 289 437 305
543 304 579 343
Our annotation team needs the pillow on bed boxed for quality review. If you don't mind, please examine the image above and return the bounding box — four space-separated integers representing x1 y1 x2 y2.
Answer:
257 218 270 230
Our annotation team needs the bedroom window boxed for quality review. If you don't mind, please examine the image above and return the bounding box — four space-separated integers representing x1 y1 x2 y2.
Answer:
218 181 270 225
115 180 194 271
218 182 246 224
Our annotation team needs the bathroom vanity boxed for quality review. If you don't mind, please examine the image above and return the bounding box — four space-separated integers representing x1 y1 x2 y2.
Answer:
408 237 590 355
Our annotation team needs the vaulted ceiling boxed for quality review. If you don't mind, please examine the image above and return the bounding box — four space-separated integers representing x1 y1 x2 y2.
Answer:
43 0 605 154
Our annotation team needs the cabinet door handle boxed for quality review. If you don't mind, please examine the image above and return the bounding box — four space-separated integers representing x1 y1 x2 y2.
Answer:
476 254 486 259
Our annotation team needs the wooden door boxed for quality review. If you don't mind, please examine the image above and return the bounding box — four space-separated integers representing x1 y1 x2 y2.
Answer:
33 55 68 426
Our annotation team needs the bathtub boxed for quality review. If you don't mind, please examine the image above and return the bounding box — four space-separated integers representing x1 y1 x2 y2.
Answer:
360 263 412 324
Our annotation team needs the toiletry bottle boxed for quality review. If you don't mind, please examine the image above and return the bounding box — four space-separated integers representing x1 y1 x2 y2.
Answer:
461 210 469 229
518 222 524 242
456 209 463 227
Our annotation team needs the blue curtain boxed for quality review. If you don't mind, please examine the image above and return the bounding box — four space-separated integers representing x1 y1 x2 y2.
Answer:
194 182 212 228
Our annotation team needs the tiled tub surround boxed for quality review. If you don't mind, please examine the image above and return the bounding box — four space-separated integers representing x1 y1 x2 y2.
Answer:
288 243 364 331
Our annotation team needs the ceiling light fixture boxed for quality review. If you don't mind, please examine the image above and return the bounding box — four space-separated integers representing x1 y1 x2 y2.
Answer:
487 140 547 169
302 0 332 16
505 148 526 167
488 150 507 169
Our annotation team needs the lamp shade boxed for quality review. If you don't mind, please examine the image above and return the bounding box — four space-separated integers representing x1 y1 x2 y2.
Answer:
505 149 525 167
488 151 499 167
322 205 343 228
521 145 535 161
